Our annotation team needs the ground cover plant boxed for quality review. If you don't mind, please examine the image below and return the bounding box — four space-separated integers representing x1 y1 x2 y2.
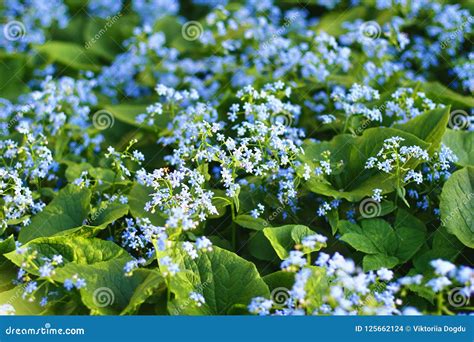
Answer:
0 0 473 316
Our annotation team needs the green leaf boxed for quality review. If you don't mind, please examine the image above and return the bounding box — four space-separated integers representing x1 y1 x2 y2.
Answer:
394 106 450 153
361 219 399 255
303 266 328 312
0 235 15 255
0 55 29 100
247 231 277 261
128 182 164 226
0 236 17 292
416 81 474 108
88 203 129 227
363 254 399 271
340 233 379 254
63 203 129 237
83 15 134 61
393 209 426 263
406 282 436 303
103 104 148 127
36 41 101 71
443 129 474 167
440 166 474 248
5 236 129 270
413 226 463 272
337 220 363 234
262 271 295 292
234 215 269 230
339 219 398 256
0 286 44 315
302 128 430 201
315 7 367 36
263 225 317 259
74 259 150 315
4 236 149 315
121 269 165 315
327 209 340 235
18 185 91 243
168 246 269 315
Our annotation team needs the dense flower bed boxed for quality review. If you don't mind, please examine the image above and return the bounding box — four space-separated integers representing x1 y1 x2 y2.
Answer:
0 0 472 316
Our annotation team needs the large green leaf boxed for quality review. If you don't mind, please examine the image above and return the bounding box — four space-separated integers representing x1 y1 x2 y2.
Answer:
0 286 44 315
416 81 474 108
262 271 295 292
363 254 399 271
413 226 463 272
263 225 318 259
4 236 150 315
315 7 367 36
121 270 165 315
168 246 269 315
36 41 102 71
302 128 430 201
128 182 165 226
440 166 474 247
394 106 450 153
340 233 379 254
6 236 129 269
0 236 17 291
339 219 398 255
442 129 474 167
392 209 426 263
234 215 269 231
71 260 150 315
83 16 134 61
338 217 425 271
62 203 129 237
0 55 29 100
19 185 91 243
103 104 149 128
0 236 15 256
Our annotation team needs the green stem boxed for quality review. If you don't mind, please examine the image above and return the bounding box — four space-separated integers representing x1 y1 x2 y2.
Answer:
166 275 171 303
231 203 237 251
436 292 443 315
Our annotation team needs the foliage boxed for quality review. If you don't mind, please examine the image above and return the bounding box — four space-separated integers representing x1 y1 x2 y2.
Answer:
0 0 472 316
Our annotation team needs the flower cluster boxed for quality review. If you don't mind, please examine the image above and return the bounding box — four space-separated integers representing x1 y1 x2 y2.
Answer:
137 166 217 231
331 84 382 122
0 135 53 230
384 88 442 124
250 238 473 316
0 0 69 52
0 0 471 318
365 137 430 186
0 76 101 156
